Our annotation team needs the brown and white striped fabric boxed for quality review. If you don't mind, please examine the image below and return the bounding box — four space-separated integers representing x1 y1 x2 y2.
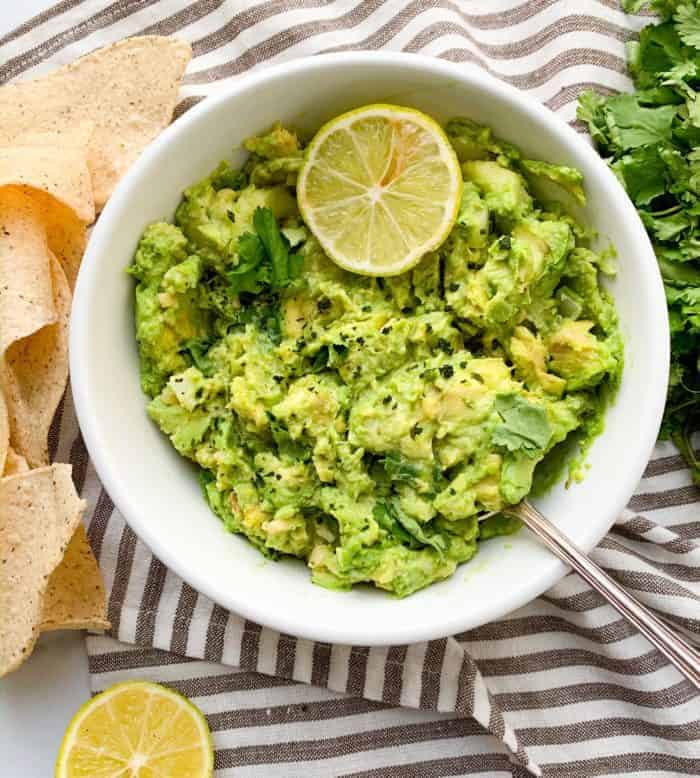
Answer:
5 1 699 775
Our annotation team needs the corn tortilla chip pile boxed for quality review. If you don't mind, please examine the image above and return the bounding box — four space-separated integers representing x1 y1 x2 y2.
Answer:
0 465 86 675
0 37 191 677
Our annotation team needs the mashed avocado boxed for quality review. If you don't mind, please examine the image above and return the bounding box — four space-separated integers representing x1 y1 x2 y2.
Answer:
130 117 622 597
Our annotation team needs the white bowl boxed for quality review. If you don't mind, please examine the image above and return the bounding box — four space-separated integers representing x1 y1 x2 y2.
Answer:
71 53 669 646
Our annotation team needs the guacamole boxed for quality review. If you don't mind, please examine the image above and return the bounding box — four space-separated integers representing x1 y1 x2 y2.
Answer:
129 117 622 597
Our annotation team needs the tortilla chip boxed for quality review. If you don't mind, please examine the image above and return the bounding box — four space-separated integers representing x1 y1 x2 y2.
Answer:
2 251 70 467
3 447 28 476
41 524 109 633
0 189 57 356
0 188 66 467
0 36 191 210
37 192 87 289
0 464 85 677
0 141 94 224
0 133 93 286
0 390 7 476
4 124 94 155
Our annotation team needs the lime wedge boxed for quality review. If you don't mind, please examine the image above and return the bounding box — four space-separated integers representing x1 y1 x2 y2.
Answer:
298 104 462 276
55 680 214 777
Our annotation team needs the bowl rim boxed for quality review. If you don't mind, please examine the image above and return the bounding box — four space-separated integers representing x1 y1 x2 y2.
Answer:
70 51 669 646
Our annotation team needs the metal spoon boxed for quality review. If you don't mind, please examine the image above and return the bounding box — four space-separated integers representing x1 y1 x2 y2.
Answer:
481 500 700 689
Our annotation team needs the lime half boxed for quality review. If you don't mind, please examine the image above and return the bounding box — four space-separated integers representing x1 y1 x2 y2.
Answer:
298 104 462 276
55 680 214 777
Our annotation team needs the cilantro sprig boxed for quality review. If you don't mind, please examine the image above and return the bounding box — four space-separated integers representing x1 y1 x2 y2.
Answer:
578 2 700 483
227 207 302 294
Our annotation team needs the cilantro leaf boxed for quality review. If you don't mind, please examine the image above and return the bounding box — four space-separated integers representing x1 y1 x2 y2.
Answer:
577 90 610 149
611 147 667 205
372 501 415 546
633 20 686 85
227 207 303 295
388 500 447 556
380 452 420 483
675 3 700 49
253 206 292 287
373 500 448 557
226 232 268 294
180 336 214 374
393 511 447 557
492 394 552 457
666 284 700 329
289 251 304 277
236 231 266 271
605 95 676 150
658 249 700 283
640 208 691 240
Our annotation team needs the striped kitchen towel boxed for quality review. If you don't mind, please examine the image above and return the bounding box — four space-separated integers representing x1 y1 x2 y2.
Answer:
5 1 700 775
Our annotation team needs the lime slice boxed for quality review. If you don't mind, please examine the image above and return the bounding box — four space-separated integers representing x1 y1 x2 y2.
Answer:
55 681 214 777
298 104 462 276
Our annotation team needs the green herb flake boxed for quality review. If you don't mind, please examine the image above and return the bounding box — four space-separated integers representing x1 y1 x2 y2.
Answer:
492 394 552 457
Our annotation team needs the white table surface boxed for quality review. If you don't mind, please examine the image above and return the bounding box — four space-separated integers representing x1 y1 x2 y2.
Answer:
0 4 93 775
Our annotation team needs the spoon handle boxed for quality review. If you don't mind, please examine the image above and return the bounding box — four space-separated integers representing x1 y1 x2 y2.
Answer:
517 501 700 690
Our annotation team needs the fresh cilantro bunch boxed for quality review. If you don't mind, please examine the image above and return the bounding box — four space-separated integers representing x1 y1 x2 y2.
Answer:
578 1 700 483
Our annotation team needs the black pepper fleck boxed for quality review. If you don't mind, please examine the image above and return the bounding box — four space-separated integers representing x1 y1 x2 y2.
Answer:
437 338 454 355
